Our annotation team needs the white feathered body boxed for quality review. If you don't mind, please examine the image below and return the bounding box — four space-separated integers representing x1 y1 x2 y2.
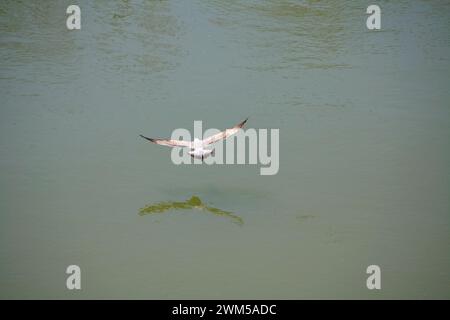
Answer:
188 139 214 159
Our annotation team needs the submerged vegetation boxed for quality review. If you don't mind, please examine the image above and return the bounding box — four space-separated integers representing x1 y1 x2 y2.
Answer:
139 196 243 225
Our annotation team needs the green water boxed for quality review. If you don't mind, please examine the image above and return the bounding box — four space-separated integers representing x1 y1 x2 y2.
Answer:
0 0 449 299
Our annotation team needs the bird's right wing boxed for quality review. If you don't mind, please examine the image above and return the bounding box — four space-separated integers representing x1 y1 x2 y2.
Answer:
202 118 248 146
139 135 192 148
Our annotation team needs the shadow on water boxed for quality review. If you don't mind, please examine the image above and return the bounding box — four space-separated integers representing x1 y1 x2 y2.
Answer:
139 196 243 225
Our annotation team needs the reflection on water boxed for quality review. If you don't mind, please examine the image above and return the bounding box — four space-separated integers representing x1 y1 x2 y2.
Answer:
90 0 183 76
139 196 243 225
203 0 355 71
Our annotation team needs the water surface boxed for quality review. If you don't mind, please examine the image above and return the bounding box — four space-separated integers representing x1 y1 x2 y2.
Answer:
0 0 449 298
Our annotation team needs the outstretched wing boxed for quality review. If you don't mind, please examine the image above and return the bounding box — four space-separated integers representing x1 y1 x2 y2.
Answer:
202 118 248 146
139 135 192 148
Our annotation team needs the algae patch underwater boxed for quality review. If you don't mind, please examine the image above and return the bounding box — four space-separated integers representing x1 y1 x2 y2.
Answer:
139 196 243 225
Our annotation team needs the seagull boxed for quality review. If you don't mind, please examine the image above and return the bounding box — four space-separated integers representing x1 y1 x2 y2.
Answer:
140 118 248 161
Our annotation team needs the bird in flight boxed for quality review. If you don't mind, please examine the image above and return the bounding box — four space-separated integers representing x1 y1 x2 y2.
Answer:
140 118 248 161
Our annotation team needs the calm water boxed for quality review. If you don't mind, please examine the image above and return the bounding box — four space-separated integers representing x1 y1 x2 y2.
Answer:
0 0 449 299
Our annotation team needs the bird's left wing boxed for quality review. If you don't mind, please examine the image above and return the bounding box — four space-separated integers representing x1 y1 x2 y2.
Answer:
202 118 248 146
139 135 192 148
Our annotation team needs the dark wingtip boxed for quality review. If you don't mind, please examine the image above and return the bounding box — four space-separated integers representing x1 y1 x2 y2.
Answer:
139 134 154 143
238 117 249 128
